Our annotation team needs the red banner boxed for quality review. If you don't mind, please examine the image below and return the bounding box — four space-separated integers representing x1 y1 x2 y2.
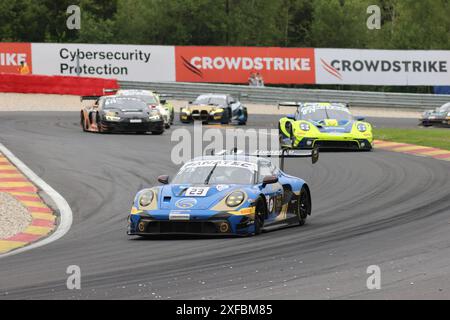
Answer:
176 46 316 84
0 74 119 96
0 43 32 74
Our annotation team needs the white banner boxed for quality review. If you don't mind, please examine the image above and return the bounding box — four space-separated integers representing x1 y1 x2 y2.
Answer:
315 49 450 86
31 43 175 82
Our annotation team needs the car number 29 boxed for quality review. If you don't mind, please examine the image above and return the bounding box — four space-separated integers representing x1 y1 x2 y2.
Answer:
185 187 209 197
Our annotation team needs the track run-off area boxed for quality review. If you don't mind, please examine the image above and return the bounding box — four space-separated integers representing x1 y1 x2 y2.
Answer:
0 111 449 299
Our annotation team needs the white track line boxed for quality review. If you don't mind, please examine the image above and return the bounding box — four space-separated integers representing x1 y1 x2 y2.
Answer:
0 143 73 259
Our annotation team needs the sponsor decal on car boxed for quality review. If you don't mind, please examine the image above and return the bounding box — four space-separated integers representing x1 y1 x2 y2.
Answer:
175 198 197 209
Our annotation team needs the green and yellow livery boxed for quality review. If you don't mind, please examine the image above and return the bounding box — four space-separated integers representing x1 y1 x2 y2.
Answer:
278 102 373 151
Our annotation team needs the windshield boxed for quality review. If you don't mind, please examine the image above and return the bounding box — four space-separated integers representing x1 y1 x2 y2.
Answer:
299 105 353 123
125 95 158 105
172 161 256 185
103 97 148 110
438 103 450 112
193 96 227 106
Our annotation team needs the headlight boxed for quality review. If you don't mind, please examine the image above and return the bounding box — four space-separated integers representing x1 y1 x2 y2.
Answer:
225 191 245 207
357 124 367 132
210 108 223 114
139 190 154 207
149 110 161 121
300 123 310 131
105 111 121 122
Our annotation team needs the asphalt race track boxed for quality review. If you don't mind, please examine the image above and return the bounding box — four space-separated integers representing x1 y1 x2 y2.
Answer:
0 112 449 299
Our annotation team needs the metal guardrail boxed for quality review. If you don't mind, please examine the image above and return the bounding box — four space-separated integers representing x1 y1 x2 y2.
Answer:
119 81 450 110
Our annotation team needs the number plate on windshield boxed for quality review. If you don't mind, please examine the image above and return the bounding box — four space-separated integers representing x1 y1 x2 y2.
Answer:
185 187 210 197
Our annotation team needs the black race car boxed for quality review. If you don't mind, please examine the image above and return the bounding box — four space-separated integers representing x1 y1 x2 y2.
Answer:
420 103 450 127
81 96 165 134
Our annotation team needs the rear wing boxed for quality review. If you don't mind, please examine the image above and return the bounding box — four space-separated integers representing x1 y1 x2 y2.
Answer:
278 102 350 109
252 149 319 170
209 148 319 171
80 88 118 102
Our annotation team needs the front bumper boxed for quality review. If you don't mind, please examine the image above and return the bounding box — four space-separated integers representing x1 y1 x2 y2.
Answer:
295 137 373 150
180 111 223 123
100 119 164 132
128 212 254 236
420 118 449 127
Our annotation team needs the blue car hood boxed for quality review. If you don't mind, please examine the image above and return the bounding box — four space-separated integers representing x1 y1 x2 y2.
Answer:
158 184 244 210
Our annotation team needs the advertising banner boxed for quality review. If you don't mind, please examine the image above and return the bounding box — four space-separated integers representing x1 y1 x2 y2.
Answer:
2 42 450 86
31 43 175 82
175 46 316 84
0 43 32 74
315 49 450 86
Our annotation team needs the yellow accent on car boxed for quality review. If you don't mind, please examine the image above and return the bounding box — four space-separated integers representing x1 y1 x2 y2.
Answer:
324 119 338 126
228 206 256 216
130 207 141 215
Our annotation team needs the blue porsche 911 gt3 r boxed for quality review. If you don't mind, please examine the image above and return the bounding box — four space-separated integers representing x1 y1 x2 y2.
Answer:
127 149 318 236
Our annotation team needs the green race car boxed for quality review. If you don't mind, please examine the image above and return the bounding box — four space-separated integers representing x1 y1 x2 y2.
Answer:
278 102 373 151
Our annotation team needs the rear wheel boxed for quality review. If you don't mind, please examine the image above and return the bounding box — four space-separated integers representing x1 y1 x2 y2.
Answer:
297 186 311 226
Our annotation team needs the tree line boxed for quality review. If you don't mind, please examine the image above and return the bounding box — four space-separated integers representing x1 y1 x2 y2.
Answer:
1 0 449 92
2 0 449 49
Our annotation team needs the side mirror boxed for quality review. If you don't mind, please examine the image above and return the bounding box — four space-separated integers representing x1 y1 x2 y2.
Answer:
356 117 365 121
286 114 296 120
188 101 193 104
262 175 278 186
160 99 167 104
158 175 169 184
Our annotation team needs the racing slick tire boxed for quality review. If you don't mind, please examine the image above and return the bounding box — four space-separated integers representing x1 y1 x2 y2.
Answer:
220 108 231 125
254 198 266 235
297 186 311 226
238 108 248 126
170 110 175 125
81 113 88 132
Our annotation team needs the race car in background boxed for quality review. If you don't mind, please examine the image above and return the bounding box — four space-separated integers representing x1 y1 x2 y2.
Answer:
278 102 373 151
116 89 172 128
180 94 248 125
420 102 450 127
81 95 165 134
127 149 318 237
155 93 175 125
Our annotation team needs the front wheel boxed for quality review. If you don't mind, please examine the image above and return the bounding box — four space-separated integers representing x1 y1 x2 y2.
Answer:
297 186 311 226
81 114 88 132
220 108 231 125
253 199 266 235
170 110 175 125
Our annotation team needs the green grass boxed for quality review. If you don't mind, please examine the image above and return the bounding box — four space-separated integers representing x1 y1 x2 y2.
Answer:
375 128 450 151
